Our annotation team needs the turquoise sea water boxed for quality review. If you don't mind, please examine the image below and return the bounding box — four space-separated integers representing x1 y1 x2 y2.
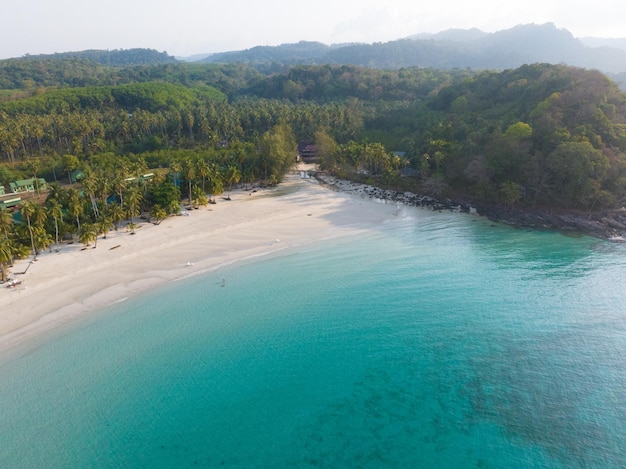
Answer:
1 208 625 468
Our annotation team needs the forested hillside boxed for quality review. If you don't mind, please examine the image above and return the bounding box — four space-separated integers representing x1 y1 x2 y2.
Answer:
2 51 626 270
198 24 626 89
18 48 176 66
417 65 626 210
1 58 626 213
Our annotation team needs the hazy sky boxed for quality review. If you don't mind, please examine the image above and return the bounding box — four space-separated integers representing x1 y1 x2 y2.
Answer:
2 0 625 59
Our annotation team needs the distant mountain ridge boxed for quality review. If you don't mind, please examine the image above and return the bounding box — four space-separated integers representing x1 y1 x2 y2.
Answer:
3 24 626 90
7 24 626 75
196 23 626 77
195 41 355 66
580 37 626 52
410 28 489 42
21 48 177 66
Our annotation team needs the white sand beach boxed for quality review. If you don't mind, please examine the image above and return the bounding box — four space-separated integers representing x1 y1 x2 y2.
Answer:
0 166 398 352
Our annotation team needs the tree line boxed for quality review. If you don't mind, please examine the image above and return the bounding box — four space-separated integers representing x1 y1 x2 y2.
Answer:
0 121 296 281
1 62 625 209
2 60 626 281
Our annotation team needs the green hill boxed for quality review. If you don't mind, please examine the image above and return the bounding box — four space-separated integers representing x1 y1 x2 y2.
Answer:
1 58 625 214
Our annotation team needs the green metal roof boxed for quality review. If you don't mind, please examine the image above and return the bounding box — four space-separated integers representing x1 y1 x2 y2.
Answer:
9 178 47 191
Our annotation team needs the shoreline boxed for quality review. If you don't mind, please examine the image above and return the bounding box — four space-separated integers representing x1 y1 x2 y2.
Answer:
5 165 620 355
0 167 399 354
314 172 626 240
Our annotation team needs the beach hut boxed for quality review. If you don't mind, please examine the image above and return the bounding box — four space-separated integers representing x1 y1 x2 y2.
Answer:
298 142 318 161
70 169 85 183
0 197 22 211
9 178 47 194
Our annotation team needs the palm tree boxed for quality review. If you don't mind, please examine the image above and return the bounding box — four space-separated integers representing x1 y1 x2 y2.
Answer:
191 185 208 209
81 168 100 219
32 203 47 227
167 199 181 216
62 154 80 184
67 188 84 236
108 203 126 230
0 207 15 272
124 187 142 234
26 203 48 256
0 237 13 282
79 223 97 248
96 170 112 206
0 207 14 241
33 226 53 254
241 168 255 191
130 158 149 204
47 198 63 252
97 215 114 240
150 204 167 225
224 165 241 199
112 166 128 208
19 200 37 259
170 160 182 188
129 158 148 182
196 158 211 192
180 157 197 205
24 157 42 196
45 153 61 183
45 182 65 204
208 166 224 203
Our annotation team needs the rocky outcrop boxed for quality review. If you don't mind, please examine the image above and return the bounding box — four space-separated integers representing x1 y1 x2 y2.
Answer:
474 204 626 240
314 174 469 212
314 173 626 240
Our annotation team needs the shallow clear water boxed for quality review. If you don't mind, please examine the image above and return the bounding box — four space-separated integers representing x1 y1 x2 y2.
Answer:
1 209 625 468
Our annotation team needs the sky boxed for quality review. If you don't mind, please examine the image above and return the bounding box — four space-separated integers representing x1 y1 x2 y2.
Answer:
1 0 625 59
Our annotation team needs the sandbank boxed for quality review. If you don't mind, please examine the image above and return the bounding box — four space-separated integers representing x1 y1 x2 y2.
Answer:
0 166 398 353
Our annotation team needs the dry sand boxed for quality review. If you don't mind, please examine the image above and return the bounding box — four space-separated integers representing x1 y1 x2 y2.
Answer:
0 166 398 353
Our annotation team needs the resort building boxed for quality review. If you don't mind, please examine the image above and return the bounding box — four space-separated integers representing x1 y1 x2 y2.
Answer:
9 178 47 194
0 197 22 211
70 169 85 183
298 142 318 161
124 173 156 184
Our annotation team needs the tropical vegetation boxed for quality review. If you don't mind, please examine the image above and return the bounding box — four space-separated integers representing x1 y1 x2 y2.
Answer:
2 48 626 279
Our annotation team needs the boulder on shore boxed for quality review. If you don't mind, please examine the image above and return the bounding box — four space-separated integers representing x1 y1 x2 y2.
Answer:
314 173 626 240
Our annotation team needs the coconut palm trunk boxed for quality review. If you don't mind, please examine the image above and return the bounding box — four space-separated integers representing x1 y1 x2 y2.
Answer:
20 201 37 260
0 238 13 283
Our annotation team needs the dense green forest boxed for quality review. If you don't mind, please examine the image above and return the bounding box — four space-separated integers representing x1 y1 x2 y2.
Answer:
1 56 626 210
21 48 177 66
2 50 626 278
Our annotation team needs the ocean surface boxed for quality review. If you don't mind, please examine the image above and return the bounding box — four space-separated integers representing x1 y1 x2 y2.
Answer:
1 205 625 468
